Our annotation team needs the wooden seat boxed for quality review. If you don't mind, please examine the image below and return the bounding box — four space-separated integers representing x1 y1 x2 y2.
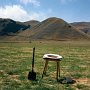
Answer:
42 54 62 80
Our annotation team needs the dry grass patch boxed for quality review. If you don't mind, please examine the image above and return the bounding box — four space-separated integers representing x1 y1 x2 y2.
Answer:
0 41 90 90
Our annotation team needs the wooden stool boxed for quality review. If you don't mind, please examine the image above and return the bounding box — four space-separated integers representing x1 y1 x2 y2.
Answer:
42 54 62 80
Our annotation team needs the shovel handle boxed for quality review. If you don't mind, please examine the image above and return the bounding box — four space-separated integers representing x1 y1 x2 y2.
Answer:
32 47 35 71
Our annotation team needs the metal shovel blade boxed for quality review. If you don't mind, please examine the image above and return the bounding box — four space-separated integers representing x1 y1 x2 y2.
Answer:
28 71 36 80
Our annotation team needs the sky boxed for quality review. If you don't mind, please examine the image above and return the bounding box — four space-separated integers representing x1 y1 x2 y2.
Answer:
0 0 90 23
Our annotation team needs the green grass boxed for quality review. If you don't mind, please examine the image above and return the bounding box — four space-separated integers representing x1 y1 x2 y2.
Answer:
0 40 90 90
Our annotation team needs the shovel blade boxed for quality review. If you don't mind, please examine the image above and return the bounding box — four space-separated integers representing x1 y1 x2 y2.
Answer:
28 71 36 80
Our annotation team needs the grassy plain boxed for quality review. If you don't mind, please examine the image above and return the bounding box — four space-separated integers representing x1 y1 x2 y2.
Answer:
0 40 90 90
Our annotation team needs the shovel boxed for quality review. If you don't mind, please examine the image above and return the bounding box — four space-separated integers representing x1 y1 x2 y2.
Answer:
28 47 36 80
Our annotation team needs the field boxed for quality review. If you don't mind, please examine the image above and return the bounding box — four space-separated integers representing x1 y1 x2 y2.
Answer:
0 40 90 90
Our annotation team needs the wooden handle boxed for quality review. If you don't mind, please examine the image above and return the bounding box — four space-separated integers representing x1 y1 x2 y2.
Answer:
32 47 35 71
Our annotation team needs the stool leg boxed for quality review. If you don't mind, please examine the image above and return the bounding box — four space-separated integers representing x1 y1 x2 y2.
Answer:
56 61 59 80
43 60 48 75
56 61 60 80
58 61 60 77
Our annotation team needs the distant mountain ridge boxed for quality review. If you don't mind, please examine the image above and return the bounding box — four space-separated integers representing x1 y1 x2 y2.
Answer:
0 17 90 41
24 20 40 28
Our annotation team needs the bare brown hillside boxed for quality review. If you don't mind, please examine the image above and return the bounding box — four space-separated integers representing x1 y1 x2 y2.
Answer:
71 22 90 35
12 17 89 41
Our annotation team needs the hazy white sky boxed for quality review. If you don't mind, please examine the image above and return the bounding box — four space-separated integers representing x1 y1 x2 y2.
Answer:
0 0 90 22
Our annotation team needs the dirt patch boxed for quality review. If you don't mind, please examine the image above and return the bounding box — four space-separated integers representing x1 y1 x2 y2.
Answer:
75 78 90 86
10 75 19 79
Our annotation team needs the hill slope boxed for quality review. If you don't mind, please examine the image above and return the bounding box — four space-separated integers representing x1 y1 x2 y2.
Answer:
0 18 30 36
24 20 40 28
71 22 90 35
13 17 89 40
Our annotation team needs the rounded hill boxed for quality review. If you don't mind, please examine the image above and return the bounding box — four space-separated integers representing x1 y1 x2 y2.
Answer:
15 17 89 40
